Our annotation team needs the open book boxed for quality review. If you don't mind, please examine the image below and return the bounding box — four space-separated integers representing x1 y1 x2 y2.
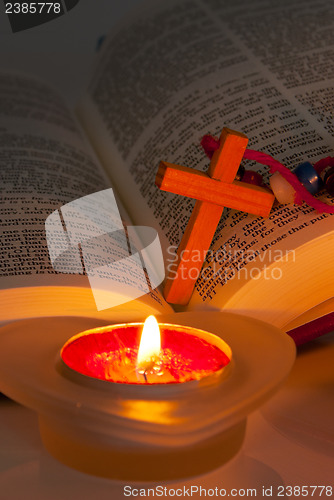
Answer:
1 0 333 331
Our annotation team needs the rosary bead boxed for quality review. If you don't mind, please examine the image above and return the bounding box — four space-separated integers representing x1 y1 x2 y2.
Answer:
235 164 245 181
241 170 263 186
269 171 296 204
324 167 334 196
293 162 323 194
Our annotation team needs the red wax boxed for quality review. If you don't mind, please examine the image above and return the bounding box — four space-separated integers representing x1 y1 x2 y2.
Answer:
61 324 231 385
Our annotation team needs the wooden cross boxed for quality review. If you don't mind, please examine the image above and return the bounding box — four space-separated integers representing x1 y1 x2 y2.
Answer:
155 128 275 305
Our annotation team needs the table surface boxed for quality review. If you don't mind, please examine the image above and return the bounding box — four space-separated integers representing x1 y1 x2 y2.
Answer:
0 382 332 499
0 1 333 496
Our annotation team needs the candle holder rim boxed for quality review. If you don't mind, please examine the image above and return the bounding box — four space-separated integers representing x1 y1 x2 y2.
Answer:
61 321 232 350
59 320 232 387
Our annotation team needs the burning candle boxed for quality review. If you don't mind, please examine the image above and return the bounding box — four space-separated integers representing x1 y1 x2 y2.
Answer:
60 315 231 385
136 315 162 380
0 312 295 480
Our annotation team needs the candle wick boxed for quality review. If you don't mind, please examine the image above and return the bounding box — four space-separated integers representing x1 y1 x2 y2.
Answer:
143 371 148 383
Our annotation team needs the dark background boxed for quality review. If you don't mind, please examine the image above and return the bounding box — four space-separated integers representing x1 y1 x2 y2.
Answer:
0 0 142 102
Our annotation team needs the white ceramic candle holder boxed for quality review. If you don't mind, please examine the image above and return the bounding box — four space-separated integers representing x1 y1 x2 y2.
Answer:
0 312 295 481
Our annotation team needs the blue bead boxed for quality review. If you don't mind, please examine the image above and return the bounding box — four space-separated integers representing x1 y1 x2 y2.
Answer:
293 162 323 194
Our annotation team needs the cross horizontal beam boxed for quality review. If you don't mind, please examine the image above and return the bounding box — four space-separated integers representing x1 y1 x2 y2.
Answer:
156 161 274 217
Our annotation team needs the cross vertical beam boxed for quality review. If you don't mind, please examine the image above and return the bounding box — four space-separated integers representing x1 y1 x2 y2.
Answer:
161 128 249 305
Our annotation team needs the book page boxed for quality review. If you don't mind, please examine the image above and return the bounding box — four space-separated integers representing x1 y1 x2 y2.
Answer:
79 0 334 323
0 73 108 280
0 72 170 320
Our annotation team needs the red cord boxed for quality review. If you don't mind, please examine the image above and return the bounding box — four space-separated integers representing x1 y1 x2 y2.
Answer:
201 135 334 214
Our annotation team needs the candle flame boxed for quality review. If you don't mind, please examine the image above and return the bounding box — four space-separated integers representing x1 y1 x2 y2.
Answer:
137 316 161 371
